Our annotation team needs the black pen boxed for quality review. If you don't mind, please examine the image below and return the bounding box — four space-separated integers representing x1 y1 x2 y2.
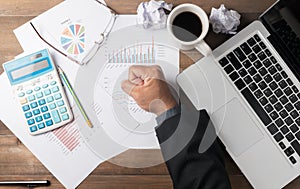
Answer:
0 180 50 187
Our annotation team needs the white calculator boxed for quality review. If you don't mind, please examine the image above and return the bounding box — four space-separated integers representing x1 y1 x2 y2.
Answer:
3 49 73 135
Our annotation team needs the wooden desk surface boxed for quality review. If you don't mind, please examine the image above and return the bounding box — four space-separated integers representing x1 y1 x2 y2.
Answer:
0 0 299 188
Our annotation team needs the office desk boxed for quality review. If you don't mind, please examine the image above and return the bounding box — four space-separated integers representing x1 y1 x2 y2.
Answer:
0 0 299 188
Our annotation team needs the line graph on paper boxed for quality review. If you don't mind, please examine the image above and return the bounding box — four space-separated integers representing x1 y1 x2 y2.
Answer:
44 108 83 156
97 37 179 126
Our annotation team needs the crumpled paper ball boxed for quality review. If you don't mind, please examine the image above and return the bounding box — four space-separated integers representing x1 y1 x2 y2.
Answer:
137 0 173 29
209 4 241 34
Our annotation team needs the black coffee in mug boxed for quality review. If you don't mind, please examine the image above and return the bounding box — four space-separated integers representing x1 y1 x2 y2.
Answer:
171 11 202 42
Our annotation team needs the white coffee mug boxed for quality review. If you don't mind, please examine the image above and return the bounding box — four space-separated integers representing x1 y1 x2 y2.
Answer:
167 4 212 56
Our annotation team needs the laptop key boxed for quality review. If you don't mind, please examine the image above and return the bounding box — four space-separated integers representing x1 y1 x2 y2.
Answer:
238 68 247 77
270 111 279 120
284 117 293 126
224 64 234 74
275 118 284 127
284 146 295 156
281 71 288 78
279 141 286 149
274 102 283 111
219 57 229 67
290 110 299 119
291 140 300 156
274 132 284 142
290 124 299 133
244 76 253 84
279 109 288 119
254 34 261 42
253 74 262 82
248 67 257 76
268 66 277 75
254 90 264 99
286 132 295 142
265 104 274 113
234 79 246 90
242 60 251 69
229 71 239 81
285 103 294 112
258 67 268 76
248 53 258 62
253 45 262 54
267 123 278 135
241 88 272 126
258 81 267 90
289 156 297 164
263 59 272 68
258 51 267 61
227 53 242 70
275 64 283 71
275 89 284 97
280 126 289 135
270 56 277 63
274 73 282 82
295 101 300 110
269 81 278 90
269 95 278 104
264 74 272 83
284 87 293 96
279 96 288 105
279 80 288 89
249 83 258 91
263 88 272 97
259 97 268 106
240 42 252 55
247 38 256 46
259 42 266 49
289 94 298 103
233 47 246 62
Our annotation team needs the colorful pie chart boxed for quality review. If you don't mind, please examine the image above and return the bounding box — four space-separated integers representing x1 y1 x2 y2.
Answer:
60 23 85 55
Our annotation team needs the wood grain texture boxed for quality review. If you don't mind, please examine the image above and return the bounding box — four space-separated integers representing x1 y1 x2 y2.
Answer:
1 0 299 188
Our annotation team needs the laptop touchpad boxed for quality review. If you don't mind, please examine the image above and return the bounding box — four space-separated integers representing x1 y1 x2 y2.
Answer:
211 98 264 157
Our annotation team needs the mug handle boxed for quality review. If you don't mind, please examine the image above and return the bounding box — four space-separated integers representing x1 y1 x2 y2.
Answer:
195 40 212 56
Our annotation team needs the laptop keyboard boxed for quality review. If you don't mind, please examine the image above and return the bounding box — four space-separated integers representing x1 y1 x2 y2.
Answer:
218 34 300 165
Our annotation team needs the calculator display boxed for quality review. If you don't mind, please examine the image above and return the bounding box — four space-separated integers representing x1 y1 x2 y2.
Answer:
11 60 49 80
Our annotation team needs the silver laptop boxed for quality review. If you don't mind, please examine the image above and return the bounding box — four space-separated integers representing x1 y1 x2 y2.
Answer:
177 0 300 188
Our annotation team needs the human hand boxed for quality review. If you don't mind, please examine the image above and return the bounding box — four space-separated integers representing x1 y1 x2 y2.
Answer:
121 65 177 115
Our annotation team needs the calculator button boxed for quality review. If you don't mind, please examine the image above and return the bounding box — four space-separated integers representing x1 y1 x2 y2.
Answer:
30 126 38 133
36 92 43 99
62 114 69 121
42 84 49 88
44 89 51 96
35 116 43 123
38 99 46 106
52 86 59 93
27 119 35 125
19 98 28 105
30 102 38 109
46 96 54 103
18 92 25 97
50 81 57 86
43 113 51 119
51 110 61 124
49 103 56 110
41 106 48 112
54 93 62 100
57 100 64 107
28 95 36 102
59 107 67 114
46 120 53 126
22 105 30 112
26 90 33 94
34 87 41 91
37 123 45 129
33 109 41 115
25 112 32 118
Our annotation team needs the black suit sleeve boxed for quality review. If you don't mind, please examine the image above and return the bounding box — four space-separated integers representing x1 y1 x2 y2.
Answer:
155 110 231 189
